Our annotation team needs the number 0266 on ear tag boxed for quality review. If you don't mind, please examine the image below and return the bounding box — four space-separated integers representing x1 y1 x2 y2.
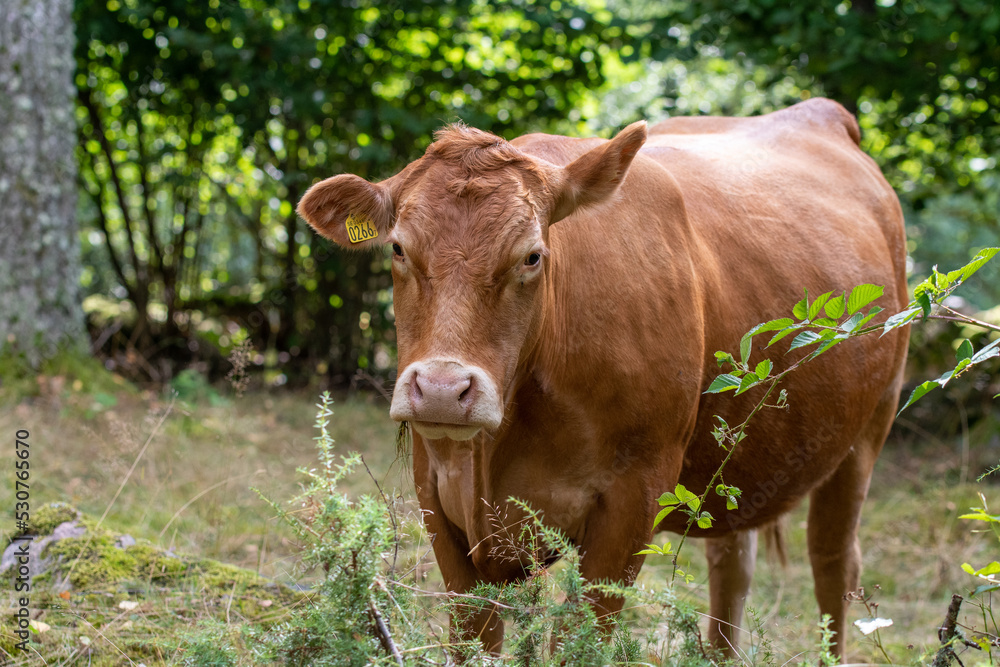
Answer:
345 213 378 243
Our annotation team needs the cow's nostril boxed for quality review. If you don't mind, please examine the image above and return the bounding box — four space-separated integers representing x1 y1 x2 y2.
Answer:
458 383 471 402
411 373 424 400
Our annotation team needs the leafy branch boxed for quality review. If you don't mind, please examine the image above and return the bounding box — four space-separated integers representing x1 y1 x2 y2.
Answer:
647 247 999 573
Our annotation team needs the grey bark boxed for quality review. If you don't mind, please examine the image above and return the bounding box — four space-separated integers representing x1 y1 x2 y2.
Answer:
0 0 84 365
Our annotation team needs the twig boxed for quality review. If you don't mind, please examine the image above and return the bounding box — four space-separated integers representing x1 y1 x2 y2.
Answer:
369 596 405 666
932 594 969 667
936 305 1000 333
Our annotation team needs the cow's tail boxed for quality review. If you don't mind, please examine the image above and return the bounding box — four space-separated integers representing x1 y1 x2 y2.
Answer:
760 517 788 568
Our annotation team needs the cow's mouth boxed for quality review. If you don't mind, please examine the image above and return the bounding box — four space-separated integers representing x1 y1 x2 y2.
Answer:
409 421 482 441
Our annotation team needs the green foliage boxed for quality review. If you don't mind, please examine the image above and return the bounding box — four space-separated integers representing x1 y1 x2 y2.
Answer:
650 484 713 531
961 495 1000 604
73 0 634 382
459 500 656 665
71 0 1000 385
176 621 240 667
640 1 1000 311
170 393 718 665
0 345 131 403
250 393 409 664
170 368 227 406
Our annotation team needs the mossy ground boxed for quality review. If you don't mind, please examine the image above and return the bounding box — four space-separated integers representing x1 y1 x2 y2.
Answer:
1 504 302 665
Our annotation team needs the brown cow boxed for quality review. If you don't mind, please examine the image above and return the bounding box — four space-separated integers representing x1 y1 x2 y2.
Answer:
297 98 909 659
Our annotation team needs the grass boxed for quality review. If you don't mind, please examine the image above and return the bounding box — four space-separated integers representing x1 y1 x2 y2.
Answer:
0 376 998 664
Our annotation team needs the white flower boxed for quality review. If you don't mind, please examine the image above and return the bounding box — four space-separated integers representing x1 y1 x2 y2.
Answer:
854 617 893 635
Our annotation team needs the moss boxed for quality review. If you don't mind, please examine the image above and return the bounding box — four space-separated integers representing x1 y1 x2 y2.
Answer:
45 533 139 589
0 346 135 403
36 509 300 616
128 543 189 582
0 616 19 657
28 502 79 535
195 560 259 590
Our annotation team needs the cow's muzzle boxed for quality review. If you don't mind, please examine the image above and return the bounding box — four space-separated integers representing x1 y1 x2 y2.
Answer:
389 359 503 441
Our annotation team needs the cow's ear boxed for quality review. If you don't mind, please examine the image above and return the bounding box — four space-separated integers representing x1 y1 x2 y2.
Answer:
297 173 397 249
551 120 647 223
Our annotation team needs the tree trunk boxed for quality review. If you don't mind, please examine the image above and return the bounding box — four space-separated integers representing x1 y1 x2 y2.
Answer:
0 0 83 365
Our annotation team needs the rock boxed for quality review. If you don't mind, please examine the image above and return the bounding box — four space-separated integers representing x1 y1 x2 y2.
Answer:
0 520 86 577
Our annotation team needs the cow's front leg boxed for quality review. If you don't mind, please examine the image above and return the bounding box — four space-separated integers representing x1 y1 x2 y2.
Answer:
414 446 504 656
575 482 657 626
419 501 504 655
418 494 504 656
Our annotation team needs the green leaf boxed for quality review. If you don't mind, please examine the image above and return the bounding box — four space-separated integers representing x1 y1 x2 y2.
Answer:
792 290 809 320
824 294 845 319
674 484 698 505
747 318 795 335
696 512 714 529
653 506 675 527
789 330 823 351
840 312 863 333
705 373 742 394
808 291 833 320
916 291 932 319
805 339 840 362
846 284 884 315
959 511 1000 522
811 317 839 327
936 358 972 387
897 380 940 416
971 338 1000 365
754 359 773 380
739 332 753 366
972 583 1000 596
715 351 735 367
854 306 884 330
768 323 805 347
657 491 679 506
725 497 738 510
958 247 1000 282
882 307 921 335
735 373 759 395
957 339 974 362
971 561 1000 576
636 541 673 556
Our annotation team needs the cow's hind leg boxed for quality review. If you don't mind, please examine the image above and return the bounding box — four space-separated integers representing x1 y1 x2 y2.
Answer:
806 411 889 659
706 529 758 657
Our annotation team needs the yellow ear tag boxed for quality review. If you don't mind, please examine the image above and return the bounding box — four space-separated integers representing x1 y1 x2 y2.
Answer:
345 213 378 244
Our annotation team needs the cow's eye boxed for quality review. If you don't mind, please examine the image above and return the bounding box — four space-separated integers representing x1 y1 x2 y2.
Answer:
392 243 404 258
524 252 541 267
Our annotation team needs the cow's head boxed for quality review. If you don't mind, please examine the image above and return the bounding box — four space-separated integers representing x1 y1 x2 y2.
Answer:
298 122 646 441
